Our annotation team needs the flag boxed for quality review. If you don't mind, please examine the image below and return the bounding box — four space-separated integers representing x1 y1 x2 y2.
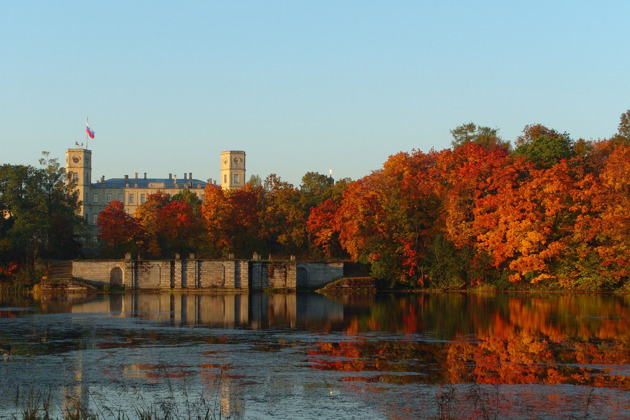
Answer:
86 122 95 139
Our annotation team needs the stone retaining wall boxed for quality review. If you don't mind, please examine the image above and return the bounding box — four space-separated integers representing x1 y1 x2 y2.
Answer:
72 257 345 291
72 260 129 288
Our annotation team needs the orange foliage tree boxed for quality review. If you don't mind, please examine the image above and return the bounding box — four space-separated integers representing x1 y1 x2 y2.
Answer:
201 184 265 258
334 150 443 285
260 174 307 256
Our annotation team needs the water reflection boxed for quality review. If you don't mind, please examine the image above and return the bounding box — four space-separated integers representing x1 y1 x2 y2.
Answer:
0 292 628 418
65 293 344 329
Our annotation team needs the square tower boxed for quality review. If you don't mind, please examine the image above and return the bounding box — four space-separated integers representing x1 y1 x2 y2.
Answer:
220 151 246 190
66 148 92 218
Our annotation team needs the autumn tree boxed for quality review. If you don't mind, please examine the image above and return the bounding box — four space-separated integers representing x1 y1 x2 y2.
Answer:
334 151 443 285
562 143 630 289
307 199 343 259
260 174 307 256
97 200 142 257
201 184 265 258
133 191 172 257
157 200 201 257
431 144 514 287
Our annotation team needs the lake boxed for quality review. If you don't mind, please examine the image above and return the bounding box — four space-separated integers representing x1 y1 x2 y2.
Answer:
0 292 628 419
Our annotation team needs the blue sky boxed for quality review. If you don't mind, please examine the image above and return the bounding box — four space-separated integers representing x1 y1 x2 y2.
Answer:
1 1 629 186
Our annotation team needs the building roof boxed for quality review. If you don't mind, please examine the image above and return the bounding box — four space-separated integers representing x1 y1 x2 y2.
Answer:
91 177 212 190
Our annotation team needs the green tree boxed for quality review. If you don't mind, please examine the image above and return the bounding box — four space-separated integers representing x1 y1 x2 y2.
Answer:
450 122 510 151
171 188 202 215
248 174 263 187
512 124 574 168
611 109 630 145
0 152 85 271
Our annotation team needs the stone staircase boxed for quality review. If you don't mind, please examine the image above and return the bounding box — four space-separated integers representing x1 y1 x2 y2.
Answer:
40 261 97 293
44 260 73 281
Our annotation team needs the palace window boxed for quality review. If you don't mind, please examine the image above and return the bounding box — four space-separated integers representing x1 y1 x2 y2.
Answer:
93 214 98 224
118 193 123 202
234 174 239 184
129 194 135 204
93 194 98 203
224 174 227 183
107 193 112 203
140 193 146 203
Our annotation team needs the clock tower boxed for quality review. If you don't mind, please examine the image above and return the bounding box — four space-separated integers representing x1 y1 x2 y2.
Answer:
220 151 246 190
66 148 92 218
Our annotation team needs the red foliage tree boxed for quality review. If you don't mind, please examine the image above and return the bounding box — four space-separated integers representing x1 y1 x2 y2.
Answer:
97 200 142 256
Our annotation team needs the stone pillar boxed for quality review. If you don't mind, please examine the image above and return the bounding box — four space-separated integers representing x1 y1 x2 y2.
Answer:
250 261 268 290
160 261 172 290
238 260 250 290
224 260 235 289
124 253 134 289
172 257 183 289
186 254 197 289
286 261 297 289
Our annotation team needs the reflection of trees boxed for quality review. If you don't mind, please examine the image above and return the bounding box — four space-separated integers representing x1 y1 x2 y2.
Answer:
445 296 630 389
310 294 630 390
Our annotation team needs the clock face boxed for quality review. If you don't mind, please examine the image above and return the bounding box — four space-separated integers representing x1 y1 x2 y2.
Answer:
72 156 80 163
233 158 238 164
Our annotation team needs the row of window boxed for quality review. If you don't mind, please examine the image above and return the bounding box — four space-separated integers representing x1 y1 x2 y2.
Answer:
92 193 147 204
90 192 205 206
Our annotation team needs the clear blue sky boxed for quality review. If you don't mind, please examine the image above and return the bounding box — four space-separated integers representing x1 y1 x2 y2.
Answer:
2 1 629 186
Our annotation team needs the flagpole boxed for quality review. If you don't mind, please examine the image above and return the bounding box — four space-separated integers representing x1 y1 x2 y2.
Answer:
85 117 89 150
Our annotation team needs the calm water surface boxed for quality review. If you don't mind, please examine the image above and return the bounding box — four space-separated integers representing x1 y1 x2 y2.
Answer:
0 292 628 419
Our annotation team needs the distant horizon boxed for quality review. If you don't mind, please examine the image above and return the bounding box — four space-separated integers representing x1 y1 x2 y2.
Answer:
2 2 629 186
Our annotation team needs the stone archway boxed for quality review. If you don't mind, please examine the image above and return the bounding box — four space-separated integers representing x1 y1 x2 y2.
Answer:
297 267 308 289
110 267 123 287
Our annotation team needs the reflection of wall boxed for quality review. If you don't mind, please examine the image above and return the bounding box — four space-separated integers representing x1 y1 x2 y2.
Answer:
249 294 298 329
123 293 252 327
63 348 89 414
296 294 344 323
220 377 245 418
67 292 345 330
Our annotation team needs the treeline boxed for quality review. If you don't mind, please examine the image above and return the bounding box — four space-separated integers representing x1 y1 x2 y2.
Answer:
311 120 630 291
3 112 630 291
97 110 630 291
97 173 350 260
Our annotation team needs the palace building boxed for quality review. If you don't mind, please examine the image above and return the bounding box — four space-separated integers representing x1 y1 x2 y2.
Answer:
65 148 246 225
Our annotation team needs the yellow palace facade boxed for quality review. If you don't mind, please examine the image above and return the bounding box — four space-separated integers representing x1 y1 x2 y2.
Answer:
65 148 246 225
